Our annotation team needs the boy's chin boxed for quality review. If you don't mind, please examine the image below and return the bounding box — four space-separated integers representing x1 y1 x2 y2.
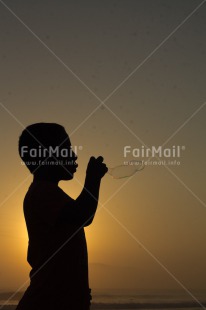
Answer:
61 171 75 180
63 175 74 180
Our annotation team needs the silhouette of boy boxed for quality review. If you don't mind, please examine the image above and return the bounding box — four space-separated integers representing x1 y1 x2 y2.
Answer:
16 123 107 310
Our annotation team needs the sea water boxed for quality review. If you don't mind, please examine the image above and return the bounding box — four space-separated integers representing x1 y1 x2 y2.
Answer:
1 290 205 310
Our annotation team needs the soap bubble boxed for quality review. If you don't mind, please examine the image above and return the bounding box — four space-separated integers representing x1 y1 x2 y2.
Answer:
108 160 144 179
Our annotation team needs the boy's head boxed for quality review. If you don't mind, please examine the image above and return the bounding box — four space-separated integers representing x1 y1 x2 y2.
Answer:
18 123 78 180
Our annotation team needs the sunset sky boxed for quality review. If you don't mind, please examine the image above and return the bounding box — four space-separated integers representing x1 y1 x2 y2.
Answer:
0 0 206 297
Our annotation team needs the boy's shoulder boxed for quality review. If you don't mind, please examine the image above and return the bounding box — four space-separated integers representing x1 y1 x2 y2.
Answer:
23 182 75 226
24 181 74 211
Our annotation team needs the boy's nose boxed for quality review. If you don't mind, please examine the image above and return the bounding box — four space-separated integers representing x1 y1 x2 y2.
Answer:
72 151 78 161
72 154 78 167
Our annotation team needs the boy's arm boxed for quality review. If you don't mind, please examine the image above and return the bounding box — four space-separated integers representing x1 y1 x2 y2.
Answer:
59 156 107 227
75 156 108 226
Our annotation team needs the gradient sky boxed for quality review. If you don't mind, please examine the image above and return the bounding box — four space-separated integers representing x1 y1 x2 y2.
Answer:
0 0 206 296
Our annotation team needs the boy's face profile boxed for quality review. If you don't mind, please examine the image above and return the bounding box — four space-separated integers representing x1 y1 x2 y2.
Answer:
37 133 78 181
53 135 78 181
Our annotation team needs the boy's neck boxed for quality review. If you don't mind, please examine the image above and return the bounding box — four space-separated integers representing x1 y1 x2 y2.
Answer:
33 174 60 185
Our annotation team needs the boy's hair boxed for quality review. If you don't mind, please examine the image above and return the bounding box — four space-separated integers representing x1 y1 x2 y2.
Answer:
18 123 69 173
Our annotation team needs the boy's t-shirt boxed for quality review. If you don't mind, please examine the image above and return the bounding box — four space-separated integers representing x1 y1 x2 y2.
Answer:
23 180 90 304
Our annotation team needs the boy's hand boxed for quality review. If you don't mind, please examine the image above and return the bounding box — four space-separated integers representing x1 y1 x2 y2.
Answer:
86 156 108 179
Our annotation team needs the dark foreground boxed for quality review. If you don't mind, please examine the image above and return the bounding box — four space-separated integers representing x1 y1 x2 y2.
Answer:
1 302 206 310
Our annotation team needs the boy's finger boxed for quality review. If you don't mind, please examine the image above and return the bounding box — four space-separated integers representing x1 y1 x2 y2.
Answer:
89 156 96 163
96 156 104 163
102 163 108 172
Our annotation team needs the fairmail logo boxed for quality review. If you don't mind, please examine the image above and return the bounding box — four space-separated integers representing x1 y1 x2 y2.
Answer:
124 145 185 158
